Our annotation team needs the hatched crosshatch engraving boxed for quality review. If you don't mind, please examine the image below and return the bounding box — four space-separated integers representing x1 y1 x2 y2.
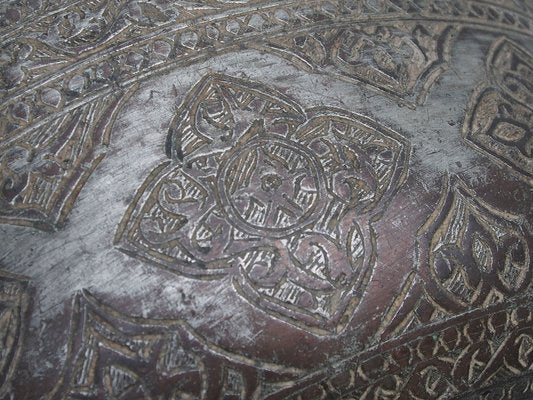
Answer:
1 0 533 398
115 73 410 334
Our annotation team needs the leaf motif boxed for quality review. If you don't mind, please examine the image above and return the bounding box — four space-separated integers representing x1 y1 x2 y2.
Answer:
138 2 169 22
117 74 410 334
292 110 409 213
328 23 457 105
0 87 135 231
419 177 532 311
487 37 533 108
46 290 302 399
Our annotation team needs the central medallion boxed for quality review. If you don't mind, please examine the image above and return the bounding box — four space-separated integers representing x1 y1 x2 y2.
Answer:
218 136 325 237
115 74 410 334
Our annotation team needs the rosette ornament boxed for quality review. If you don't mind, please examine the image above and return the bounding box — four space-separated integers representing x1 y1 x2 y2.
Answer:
115 74 409 334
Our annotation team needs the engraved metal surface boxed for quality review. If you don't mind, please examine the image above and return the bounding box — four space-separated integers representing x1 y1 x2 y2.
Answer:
114 73 409 334
0 0 532 399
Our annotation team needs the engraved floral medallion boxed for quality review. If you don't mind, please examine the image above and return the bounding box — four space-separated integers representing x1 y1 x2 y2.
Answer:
115 74 410 334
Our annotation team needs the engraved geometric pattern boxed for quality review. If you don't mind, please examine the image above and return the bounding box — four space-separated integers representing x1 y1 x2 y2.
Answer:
46 290 302 400
115 73 410 334
0 0 532 399
464 37 533 185
1 0 532 231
